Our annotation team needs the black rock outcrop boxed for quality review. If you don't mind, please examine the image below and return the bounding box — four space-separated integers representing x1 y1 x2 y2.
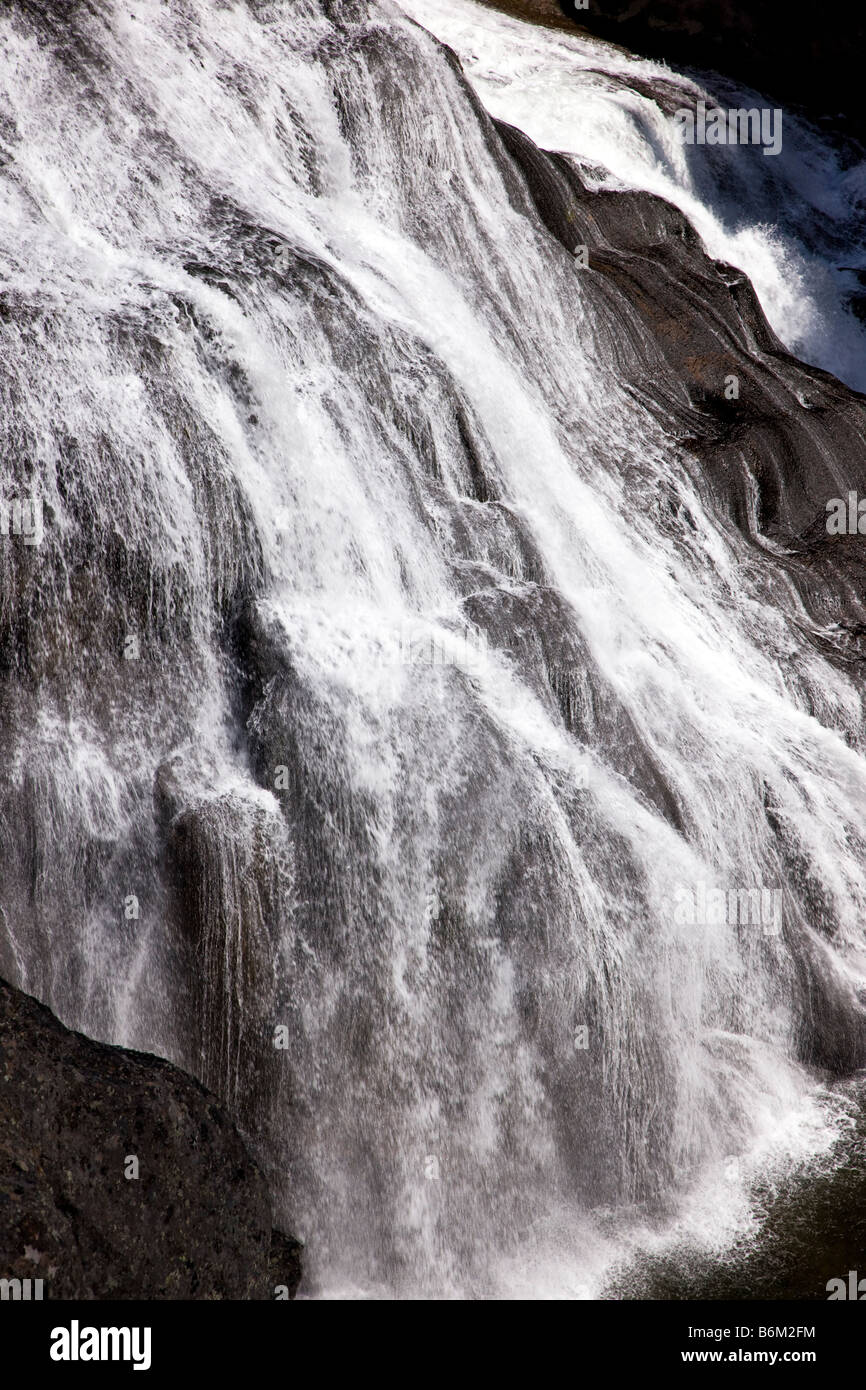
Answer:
0 977 301 1299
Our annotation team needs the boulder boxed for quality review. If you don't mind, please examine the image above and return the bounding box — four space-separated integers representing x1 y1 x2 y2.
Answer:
0 976 301 1299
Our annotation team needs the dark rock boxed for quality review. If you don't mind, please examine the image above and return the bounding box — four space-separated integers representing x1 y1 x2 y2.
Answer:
0 975 301 1299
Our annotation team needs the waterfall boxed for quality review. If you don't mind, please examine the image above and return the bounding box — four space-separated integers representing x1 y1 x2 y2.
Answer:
2 0 866 1297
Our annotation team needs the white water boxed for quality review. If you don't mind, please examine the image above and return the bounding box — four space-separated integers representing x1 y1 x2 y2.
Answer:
0 0 865 1298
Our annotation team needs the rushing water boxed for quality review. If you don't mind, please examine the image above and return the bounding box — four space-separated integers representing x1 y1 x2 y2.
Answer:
1 0 866 1297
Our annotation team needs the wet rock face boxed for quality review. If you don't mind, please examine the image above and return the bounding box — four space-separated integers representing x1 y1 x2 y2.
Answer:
496 117 866 674
165 786 288 1132
0 976 300 1299
477 0 577 29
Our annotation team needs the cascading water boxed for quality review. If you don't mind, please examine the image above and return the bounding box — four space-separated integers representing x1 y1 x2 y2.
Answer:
2 0 866 1298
